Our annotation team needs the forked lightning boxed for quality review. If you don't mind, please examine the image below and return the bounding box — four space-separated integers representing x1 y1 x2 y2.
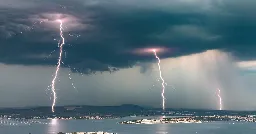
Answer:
152 49 166 111
50 20 65 113
217 88 222 110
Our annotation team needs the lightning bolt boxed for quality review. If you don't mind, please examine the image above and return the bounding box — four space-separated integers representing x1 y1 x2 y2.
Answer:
43 50 56 60
50 20 65 113
68 72 78 92
61 61 79 92
153 49 166 111
217 88 222 110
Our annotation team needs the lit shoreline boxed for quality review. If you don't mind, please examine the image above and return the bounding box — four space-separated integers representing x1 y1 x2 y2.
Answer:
119 115 256 124
58 131 117 134
119 118 202 124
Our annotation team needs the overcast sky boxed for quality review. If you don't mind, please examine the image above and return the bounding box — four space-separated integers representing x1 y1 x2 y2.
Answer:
1 0 256 110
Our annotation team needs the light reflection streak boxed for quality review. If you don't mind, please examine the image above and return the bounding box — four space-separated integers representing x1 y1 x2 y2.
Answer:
48 119 61 134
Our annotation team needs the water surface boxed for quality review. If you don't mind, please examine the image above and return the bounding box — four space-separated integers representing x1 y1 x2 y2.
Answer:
0 117 255 134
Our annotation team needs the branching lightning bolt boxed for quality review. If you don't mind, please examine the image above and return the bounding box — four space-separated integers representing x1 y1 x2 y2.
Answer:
62 62 78 92
50 20 65 113
217 88 222 110
68 73 77 91
153 49 166 111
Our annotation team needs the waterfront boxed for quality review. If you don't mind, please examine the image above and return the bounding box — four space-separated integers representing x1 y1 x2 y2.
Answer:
0 117 256 134
119 115 256 124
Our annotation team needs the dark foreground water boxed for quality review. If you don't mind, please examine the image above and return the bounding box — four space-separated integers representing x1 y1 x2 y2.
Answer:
0 117 256 134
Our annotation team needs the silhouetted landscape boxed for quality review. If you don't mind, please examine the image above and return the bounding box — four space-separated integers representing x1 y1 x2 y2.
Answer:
1 104 256 119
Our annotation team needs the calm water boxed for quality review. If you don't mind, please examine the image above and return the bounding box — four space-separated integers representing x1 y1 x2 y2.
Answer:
0 117 256 134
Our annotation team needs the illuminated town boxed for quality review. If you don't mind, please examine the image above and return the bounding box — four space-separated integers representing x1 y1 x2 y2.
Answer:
120 115 256 124
59 131 116 134
1 105 256 126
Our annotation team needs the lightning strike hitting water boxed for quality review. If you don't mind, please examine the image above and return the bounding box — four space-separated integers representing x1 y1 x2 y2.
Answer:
217 88 222 110
152 49 166 111
50 20 65 113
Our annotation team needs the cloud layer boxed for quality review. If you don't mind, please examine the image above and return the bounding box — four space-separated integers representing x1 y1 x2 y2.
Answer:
1 0 256 110
0 0 256 73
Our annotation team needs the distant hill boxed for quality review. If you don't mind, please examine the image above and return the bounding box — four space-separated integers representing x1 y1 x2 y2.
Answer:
1 104 256 118
0 104 147 117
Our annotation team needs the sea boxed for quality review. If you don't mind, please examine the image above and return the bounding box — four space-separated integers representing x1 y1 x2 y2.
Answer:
0 116 256 134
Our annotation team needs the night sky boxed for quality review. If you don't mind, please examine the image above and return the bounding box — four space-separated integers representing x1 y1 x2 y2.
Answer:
1 0 256 110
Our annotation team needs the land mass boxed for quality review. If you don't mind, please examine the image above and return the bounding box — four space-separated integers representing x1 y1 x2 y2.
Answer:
1 104 256 119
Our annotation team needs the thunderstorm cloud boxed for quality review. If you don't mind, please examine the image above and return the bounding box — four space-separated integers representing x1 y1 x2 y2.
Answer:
1 0 256 110
1 0 256 72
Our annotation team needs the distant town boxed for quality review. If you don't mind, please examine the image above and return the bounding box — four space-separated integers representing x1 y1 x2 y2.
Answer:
1 104 256 121
120 115 256 124
58 131 116 134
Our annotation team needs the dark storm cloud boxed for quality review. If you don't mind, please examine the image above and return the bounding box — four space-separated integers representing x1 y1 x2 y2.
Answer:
1 0 256 73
